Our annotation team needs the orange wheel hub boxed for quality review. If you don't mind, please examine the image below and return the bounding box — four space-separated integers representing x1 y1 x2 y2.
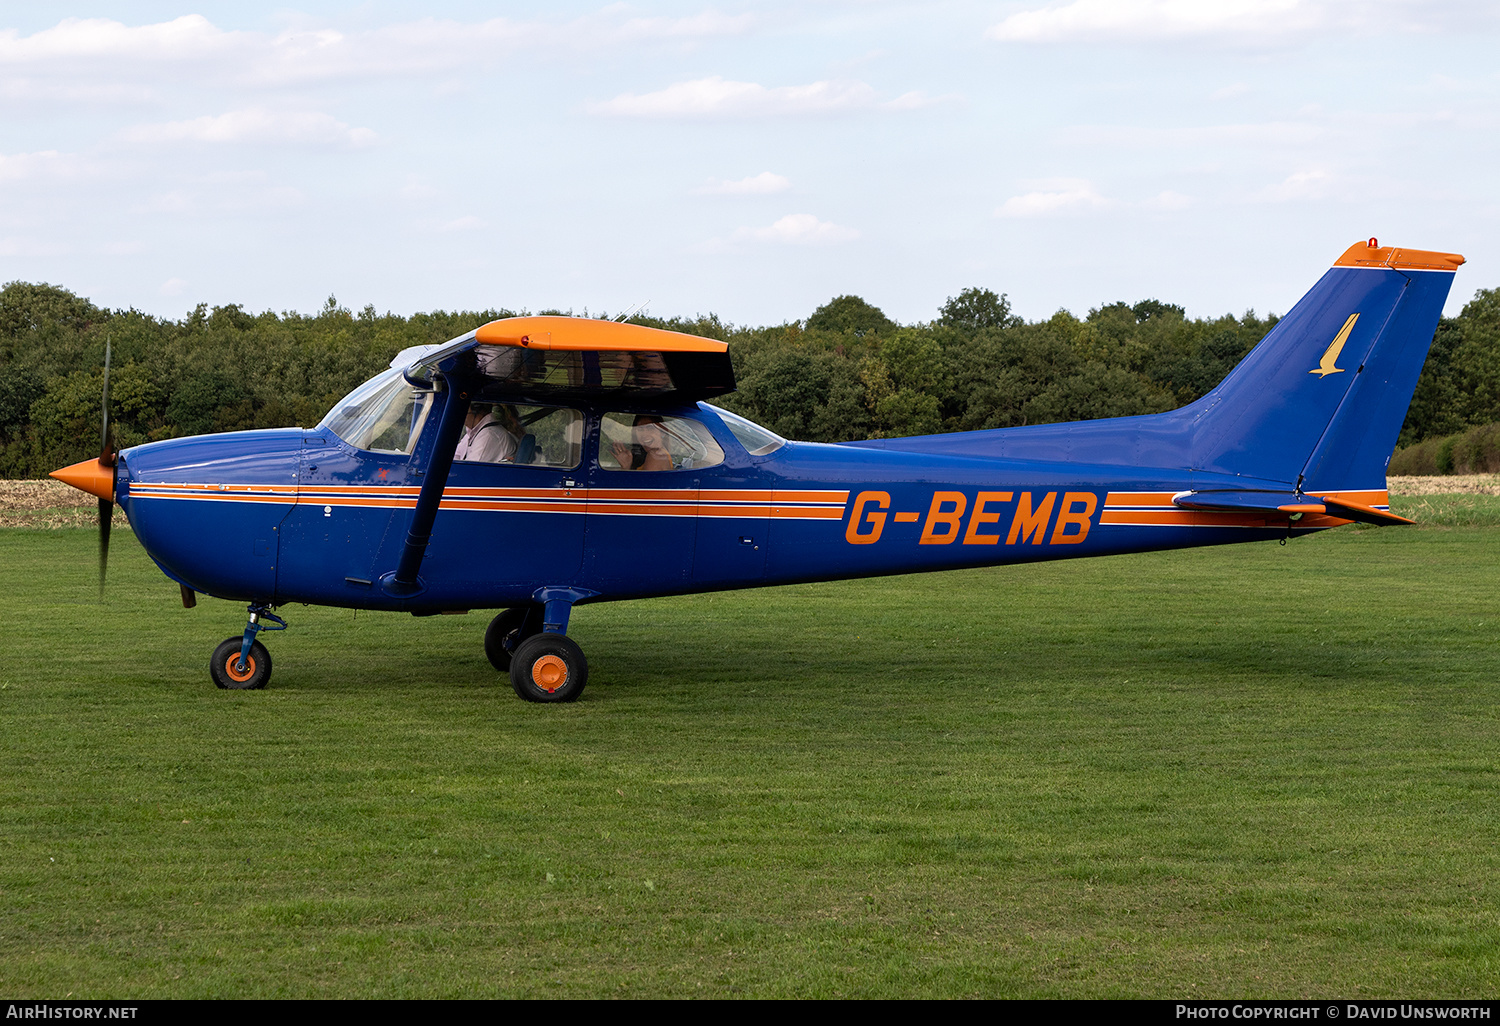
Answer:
224 654 256 683
531 654 569 692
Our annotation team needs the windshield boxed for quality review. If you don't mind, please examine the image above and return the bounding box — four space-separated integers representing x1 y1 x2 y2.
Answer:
703 404 786 456
322 369 435 455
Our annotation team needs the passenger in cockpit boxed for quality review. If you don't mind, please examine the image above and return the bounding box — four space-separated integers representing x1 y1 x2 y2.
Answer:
611 414 674 471
456 403 522 463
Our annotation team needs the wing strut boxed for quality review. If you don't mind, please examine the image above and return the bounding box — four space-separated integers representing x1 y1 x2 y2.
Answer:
381 371 474 597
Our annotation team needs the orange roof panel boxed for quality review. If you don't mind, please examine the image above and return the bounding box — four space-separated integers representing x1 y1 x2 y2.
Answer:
474 316 727 353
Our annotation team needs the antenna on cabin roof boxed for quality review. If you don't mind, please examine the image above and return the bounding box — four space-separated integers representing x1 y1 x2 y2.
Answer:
615 299 651 322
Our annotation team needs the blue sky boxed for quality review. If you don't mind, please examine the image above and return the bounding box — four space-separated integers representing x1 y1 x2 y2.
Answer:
1 1 1496 326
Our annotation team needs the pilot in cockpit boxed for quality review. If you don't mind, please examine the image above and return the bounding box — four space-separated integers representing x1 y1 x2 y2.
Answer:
455 403 522 463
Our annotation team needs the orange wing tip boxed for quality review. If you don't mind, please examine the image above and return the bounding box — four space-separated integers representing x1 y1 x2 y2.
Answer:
51 457 116 501
1335 241 1465 272
474 316 728 353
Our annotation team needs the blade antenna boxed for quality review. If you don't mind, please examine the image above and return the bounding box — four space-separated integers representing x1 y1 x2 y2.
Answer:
615 299 651 323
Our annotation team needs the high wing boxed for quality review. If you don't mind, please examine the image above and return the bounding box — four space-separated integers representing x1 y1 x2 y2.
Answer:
403 316 736 405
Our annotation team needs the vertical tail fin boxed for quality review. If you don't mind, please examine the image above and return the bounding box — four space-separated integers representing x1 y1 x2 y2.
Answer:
1188 241 1464 489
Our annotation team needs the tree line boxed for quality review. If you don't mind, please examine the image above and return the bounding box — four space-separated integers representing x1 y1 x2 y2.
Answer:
2 279 1497 479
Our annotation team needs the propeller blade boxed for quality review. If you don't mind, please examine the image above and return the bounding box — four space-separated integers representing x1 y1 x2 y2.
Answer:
98 496 112 597
97 335 116 599
100 336 112 460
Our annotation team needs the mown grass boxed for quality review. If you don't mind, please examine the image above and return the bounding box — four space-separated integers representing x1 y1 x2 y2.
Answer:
1389 491 1500 527
1 523 1498 998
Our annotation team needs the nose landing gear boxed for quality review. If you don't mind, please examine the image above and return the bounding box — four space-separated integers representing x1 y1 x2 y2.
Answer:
209 603 286 690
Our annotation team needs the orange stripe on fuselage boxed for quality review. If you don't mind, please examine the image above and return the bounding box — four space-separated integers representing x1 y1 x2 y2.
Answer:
1104 492 1178 507
440 500 589 514
1307 489 1390 509
773 489 849 505
698 504 772 518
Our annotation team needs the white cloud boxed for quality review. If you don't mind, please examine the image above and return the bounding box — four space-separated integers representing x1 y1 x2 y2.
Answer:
0 12 753 96
731 213 859 245
119 109 376 148
996 180 1111 217
0 15 234 64
1255 169 1337 201
590 77 925 119
1211 82 1252 100
400 176 440 201
0 236 70 257
419 216 485 233
1056 121 1323 149
0 150 69 182
135 181 307 216
595 11 754 43
159 277 187 296
1142 190 1194 210
697 172 792 195
141 191 194 215
988 0 1345 44
0 79 158 104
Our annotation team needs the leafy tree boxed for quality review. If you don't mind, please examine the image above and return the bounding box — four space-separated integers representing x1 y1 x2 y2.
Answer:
1131 299 1185 322
805 295 894 336
937 288 1020 333
0 277 1493 474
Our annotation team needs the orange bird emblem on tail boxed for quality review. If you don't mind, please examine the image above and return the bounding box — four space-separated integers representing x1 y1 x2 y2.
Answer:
1310 313 1359 378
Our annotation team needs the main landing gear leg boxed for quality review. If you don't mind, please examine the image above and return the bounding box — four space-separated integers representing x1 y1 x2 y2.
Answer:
484 605 543 672
506 588 595 703
209 603 286 690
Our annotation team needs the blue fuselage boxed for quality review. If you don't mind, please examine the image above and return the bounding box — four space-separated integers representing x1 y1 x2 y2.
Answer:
115 398 1339 613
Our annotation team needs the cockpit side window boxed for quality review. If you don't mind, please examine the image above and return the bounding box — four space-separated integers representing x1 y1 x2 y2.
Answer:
456 404 583 469
322 370 434 455
599 412 725 471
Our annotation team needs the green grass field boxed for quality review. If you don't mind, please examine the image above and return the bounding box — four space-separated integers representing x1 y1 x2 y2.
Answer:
2 515 1498 998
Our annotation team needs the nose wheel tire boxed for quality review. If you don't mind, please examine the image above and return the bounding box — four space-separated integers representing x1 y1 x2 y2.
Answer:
484 606 535 672
509 633 587 703
210 637 272 690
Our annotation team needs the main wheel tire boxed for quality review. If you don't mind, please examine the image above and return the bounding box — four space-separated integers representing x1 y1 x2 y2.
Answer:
484 606 534 672
210 636 271 690
509 633 588 703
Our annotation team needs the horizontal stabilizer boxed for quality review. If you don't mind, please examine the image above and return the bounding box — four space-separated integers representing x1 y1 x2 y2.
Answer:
1172 490 1324 514
1171 490 1415 527
1319 497 1416 526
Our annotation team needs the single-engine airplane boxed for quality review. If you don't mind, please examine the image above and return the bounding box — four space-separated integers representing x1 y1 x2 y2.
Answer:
51 239 1464 702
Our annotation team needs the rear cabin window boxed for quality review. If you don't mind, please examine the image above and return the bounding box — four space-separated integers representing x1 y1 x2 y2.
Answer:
455 404 583 469
705 404 786 456
599 413 724 472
